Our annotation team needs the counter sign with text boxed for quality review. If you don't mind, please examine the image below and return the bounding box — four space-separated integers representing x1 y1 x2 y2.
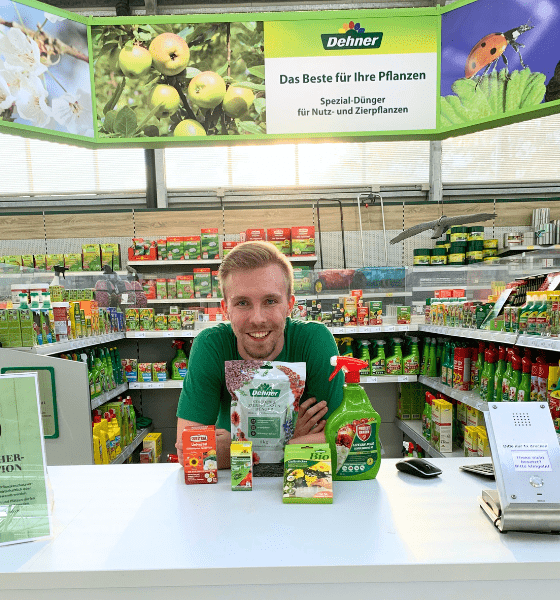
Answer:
265 16 438 135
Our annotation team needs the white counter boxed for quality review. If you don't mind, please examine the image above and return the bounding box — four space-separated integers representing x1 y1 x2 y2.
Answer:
2 458 560 600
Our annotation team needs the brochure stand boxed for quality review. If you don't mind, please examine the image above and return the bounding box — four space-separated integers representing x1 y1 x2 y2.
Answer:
480 402 560 533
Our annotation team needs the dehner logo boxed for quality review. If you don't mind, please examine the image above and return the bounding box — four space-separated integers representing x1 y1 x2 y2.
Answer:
249 383 281 398
321 20 383 50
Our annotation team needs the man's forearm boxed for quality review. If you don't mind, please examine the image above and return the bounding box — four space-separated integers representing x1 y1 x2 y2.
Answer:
288 431 327 445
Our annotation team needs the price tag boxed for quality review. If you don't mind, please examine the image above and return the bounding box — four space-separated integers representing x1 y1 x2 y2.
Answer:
129 382 140 389
135 332 146 338
345 327 357 334
362 327 373 333
148 382 165 388
371 327 381 333
163 331 175 337
398 375 409 382
397 325 410 331
366 377 378 383
385 326 395 332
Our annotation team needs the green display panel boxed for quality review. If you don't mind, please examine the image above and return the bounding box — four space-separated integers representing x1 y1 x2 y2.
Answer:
0 0 558 148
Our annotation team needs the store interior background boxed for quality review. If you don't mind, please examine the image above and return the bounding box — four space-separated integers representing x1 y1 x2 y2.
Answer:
2 0 560 460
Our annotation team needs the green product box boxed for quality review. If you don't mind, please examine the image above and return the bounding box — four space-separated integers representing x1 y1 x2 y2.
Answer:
82 289 95 301
18 308 36 347
183 236 201 260
5 255 22 266
397 384 412 420
231 440 253 491
194 268 212 298
201 228 219 259
154 314 168 330
368 301 383 325
21 255 34 268
34 254 47 270
0 309 9 346
176 275 194 299
396 306 411 324
64 253 83 271
157 239 167 261
125 308 140 331
181 310 196 330
212 271 222 298
283 444 333 504
82 244 101 271
7 309 22 347
290 226 315 256
156 279 167 300
67 289 79 301
101 243 121 270
293 267 312 294
168 314 182 330
167 279 177 300
139 308 155 331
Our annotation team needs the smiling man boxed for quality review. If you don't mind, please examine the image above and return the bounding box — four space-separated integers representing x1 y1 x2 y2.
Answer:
175 241 343 468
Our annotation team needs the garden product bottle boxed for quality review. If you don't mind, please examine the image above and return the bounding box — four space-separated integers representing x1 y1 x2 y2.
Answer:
519 293 534 334
537 362 550 403
528 293 545 336
341 337 354 357
492 345 507 403
171 340 188 380
507 354 522 401
420 337 431 375
370 340 386 376
325 356 381 481
446 340 457 387
386 337 403 375
538 292 552 336
480 348 495 402
108 409 122 455
471 342 485 389
424 337 437 377
125 396 136 439
403 337 420 375
103 347 116 390
357 340 371 375
501 348 514 401
92 422 103 465
105 411 121 457
93 417 110 464
517 354 532 402
422 392 435 441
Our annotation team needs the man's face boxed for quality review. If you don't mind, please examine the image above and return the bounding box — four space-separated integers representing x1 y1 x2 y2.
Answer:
221 264 295 361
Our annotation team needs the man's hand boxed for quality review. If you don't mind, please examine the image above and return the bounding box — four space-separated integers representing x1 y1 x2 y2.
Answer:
290 397 328 443
216 428 231 469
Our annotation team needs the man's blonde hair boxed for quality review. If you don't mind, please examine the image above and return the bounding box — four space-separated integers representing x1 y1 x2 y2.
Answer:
219 241 294 299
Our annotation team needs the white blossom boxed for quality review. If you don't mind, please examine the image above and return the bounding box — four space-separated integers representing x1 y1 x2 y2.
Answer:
44 13 67 24
15 76 51 127
51 88 93 135
0 74 15 110
0 63 30 96
0 28 47 76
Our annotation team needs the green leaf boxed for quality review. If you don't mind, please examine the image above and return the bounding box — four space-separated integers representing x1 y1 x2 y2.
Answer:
253 97 266 115
247 65 265 80
136 31 152 41
151 24 173 35
185 67 201 79
178 26 194 39
97 42 118 59
216 63 229 77
103 110 117 133
143 125 160 137
230 81 265 92
103 76 126 115
114 106 138 137
236 120 263 135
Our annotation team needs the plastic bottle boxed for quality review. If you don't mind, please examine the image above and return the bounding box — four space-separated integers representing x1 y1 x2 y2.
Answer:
104 411 121 457
422 392 434 441
420 337 431 376
479 348 495 402
120 397 129 447
171 340 189 380
125 396 136 439
368 340 384 376
356 340 371 375
385 337 403 375
403 337 421 375
440 339 450 385
507 354 522 401
501 348 514 401
341 337 354 357
519 293 534 334
92 422 103 465
103 347 116 390
112 346 123 385
471 342 485 389
528 293 544 336
517 352 532 402
530 358 541 401
538 292 551 336
427 337 438 377
537 362 550 403
325 356 381 480
94 415 112 461
492 345 507 403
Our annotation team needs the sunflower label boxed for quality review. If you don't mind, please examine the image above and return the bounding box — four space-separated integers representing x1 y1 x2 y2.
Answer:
283 444 333 504
182 425 218 485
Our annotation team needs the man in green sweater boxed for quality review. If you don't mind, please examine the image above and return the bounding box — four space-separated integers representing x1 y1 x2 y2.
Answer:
176 240 343 468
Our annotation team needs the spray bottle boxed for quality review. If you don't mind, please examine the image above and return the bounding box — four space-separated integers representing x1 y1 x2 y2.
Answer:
370 340 386 376
420 337 431 376
403 337 421 375
492 345 507 403
385 337 403 375
325 356 381 480
427 337 438 377
517 351 532 402
341 337 354 358
171 340 188 380
479 348 496 402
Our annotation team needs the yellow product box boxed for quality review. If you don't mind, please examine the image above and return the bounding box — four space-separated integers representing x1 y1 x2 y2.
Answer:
33 254 47 270
125 308 140 331
139 308 154 330
456 400 467 425
21 255 34 268
476 426 491 457
64 253 83 271
231 440 253 491
143 432 163 462
168 314 182 330
283 444 333 504
154 314 168 330
431 399 453 453
4 255 22 266
343 295 357 326
463 426 478 457
82 244 101 270
467 405 484 428
101 243 121 270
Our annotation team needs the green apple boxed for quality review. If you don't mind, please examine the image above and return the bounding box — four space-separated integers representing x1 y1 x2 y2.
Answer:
149 84 181 118
173 119 207 136
149 33 190 76
118 44 152 78
222 85 255 118
187 71 226 109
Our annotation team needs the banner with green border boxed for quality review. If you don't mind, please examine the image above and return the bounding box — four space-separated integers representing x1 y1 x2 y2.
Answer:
0 0 558 148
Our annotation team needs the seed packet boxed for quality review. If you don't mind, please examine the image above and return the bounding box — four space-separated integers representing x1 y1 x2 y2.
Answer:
283 443 333 504
225 361 306 465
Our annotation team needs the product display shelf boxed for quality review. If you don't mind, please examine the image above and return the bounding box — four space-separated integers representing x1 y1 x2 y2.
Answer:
418 324 519 345
91 382 129 411
126 329 199 338
516 334 560 351
110 425 153 464
129 380 184 389
394 418 464 458
412 285 492 292
331 324 418 335
146 298 222 304
497 244 560 257
411 265 510 272
362 374 417 384
418 375 488 412
127 256 317 268
295 291 412 300
0 270 128 278
14 332 126 355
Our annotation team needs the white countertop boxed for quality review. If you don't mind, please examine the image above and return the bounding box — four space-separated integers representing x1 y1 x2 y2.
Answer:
2 458 560 600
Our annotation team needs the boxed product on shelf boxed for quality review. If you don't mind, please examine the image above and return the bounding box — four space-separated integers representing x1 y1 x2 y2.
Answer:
194 268 212 298
183 236 201 260
207 307 224 321
64 253 83 271
143 279 156 299
291 226 315 256
467 405 484 428
368 301 383 325
181 309 197 329
201 228 219 259
212 271 221 298
476 426 490 457
152 363 167 382
125 308 140 330
357 306 369 326
245 228 266 242
140 308 154 330
154 314 168 330
166 236 184 260
21 255 34 268
156 279 167 299
157 239 167 260
138 363 152 382
143 432 163 462
431 398 453 453
167 279 177 299
267 228 291 255
222 241 239 257
168 314 182 330
46 254 65 270
463 426 478 457
34 254 47 269
101 243 121 270
332 303 344 327
397 306 411 324
82 244 101 270
293 267 312 294
343 296 357 326
177 275 194 299
122 359 138 382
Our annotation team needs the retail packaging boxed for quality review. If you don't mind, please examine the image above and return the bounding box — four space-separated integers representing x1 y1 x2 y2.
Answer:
46 254 65 271
152 362 167 382
180 309 196 330
183 425 218 484
267 228 291 255
166 236 184 260
183 235 202 260
125 308 140 330
332 303 344 327
463 426 478 457
230 440 253 491
194 268 212 298
64 253 83 271
201 228 220 259
157 239 167 260
212 271 221 298
143 432 163 462
431 398 453 453
34 254 47 270
156 279 167 300
283 444 333 503
154 314 168 330
168 314 181 330
176 275 194 299
245 228 266 242
21 255 34 268
137 363 152 382
396 306 411 324
167 279 177 299
222 241 239 257
413 249 431 265
101 243 121 270
343 296 357 326
122 359 138 382
139 308 154 330
291 226 315 256
476 427 491 457
357 306 369 326
293 267 312 294
82 244 101 270
143 279 156 299
368 301 383 325
140 447 154 463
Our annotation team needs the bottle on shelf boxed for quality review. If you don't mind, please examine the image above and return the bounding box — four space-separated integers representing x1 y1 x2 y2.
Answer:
386 337 403 376
501 348 515 402
471 342 485 390
517 351 532 402
518 292 534 334
480 348 495 402
507 354 522 401
492 345 507 403
403 337 420 375
370 340 386 376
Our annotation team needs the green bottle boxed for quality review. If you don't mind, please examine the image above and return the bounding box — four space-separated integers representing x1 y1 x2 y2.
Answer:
480 348 495 402
501 349 514 401
492 345 507 403
507 354 522 401
103 347 116 390
527 293 544 336
171 340 188 380
113 346 124 385
471 342 485 390
517 352 532 402
427 337 438 377
341 337 354 357
386 337 403 375
325 356 381 481
370 340 386 376
94 349 107 394
421 337 431 376
403 336 421 375
86 351 96 399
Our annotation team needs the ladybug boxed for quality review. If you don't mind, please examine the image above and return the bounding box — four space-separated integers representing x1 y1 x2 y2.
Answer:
465 21 534 80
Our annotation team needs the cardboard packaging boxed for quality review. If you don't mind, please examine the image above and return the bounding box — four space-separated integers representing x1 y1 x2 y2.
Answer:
166 236 184 261
183 425 218 484
143 432 163 462
431 399 453 453
201 228 220 259
183 236 201 260
101 243 121 270
82 244 101 270
231 440 253 490
291 226 315 256
222 241 239 257
245 228 266 242
176 275 194 299
283 444 333 504
194 268 212 298
267 228 291 255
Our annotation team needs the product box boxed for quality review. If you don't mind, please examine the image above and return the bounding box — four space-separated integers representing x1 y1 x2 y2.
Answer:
4 255 22 266
231 440 253 491
267 228 291 255
463 425 478 457
152 362 167 382
137 363 152 382
332 303 344 327
140 447 154 463
283 444 333 504
101 243 121 270
397 306 411 324
125 308 140 331
21 255 34 268
143 432 163 462
431 399 453 453
176 275 194 299
245 228 266 242
154 314 168 330
222 241 239 257
343 296 357 326
194 268 212 298
139 308 154 331
143 279 156 299
207 307 223 321
166 236 184 261
46 254 65 271
64 253 82 271
476 426 491 457
306 299 321 321
122 358 138 382
0 309 8 346
201 228 219 259
82 244 101 271
181 309 197 330
467 405 484 428
183 425 218 484
18 308 35 347
293 267 312 294
291 226 315 256
156 278 167 300
357 306 369 327
397 384 412 420
181 236 199 261
168 313 182 330
167 278 177 300
157 239 167 261
212 271 222 298
34 254 47 270
368 301 383 325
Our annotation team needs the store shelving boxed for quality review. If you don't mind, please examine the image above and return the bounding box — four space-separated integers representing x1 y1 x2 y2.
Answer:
418 376 487 412
331 324 418 334
147 297 222 304
127 256 317 268
418 324 518 345
0 269 127 278
362 375 417 384
497 244 560 257
111 425 153 464
91 382 129 410
394 418 464 458
126 330 198 338
129 380 184 389
15 332 126 355
516 334 560 351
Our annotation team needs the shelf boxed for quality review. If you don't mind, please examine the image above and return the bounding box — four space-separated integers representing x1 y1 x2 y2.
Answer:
0 270 128 278
129 380 184 389
411 265 509 272
295 292 411 300
418 376 488 412
497 244 560 257
147 298 222 304
361 375 417 384
111 425 153 464
127 256 317 268
14 332 126 355
418 324 518 345
126 330 199 338
331 324 418 334
91 382 129 410
516 334 560 351
394 418 464 458
412 285 492 292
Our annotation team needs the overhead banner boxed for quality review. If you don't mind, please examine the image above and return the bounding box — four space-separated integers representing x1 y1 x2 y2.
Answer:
0 0 559 147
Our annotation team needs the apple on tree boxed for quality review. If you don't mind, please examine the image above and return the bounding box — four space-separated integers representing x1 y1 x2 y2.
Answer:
187 71 226 109
173 119 206 137
118 44 152 78
149 84 181 118
222 85 255 118
149 32 190 76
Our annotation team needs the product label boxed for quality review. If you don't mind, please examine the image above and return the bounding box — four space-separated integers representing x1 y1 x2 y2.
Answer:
385 358 401 375
334 418 378 476
517 389 526 402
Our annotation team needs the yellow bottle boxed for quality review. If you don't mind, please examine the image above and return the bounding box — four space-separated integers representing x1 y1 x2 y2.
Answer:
108 409 122 455
105 412 121 457
93 417 110 464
